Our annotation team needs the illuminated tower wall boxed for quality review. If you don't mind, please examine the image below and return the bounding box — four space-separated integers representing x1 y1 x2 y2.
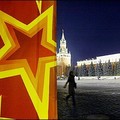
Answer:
57 30 71 76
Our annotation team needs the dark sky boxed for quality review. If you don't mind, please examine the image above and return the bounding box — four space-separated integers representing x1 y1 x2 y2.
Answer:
57 0 120 66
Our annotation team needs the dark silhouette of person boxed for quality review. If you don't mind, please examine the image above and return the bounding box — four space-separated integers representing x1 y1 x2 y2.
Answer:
64 71 76 106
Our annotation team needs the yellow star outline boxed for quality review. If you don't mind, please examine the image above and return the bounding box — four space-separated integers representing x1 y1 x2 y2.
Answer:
0 56 56 119
0 5 56 60
0 117 13 120
36 0 42 14
0 1 56 119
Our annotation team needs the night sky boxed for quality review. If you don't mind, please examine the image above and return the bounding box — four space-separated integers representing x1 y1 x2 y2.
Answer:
57 0 120 66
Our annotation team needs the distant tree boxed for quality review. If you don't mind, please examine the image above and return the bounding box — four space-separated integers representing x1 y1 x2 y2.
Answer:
82 63 88 76
77 66 81 80
74 66 78 76
107 60 113 76
103 62 108 76
117 59 120 75
77 66 81 76
98 61 103 76
79 65 83 76
95 61 103 77
95 63 99 76
88 62 95 76
113 62 117 76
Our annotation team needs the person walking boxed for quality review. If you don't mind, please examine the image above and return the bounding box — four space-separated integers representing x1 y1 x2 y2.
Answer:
64 71 76 106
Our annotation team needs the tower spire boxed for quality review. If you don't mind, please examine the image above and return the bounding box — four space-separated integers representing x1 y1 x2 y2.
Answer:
61 29 65 40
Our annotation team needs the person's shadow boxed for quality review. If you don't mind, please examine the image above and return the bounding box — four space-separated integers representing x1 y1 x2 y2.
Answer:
65 101 78 118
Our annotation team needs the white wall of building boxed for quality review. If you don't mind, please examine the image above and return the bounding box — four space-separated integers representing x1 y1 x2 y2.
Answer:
57 30 71 67
77 53 120 66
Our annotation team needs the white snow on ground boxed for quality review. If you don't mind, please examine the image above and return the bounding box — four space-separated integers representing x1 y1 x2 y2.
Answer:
57 76 120 88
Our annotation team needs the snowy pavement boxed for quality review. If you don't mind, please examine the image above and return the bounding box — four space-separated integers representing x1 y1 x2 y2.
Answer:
57 78 120 119
57 78 120 87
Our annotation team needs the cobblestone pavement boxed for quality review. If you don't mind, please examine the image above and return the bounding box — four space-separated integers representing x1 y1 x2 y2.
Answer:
57 80 120 120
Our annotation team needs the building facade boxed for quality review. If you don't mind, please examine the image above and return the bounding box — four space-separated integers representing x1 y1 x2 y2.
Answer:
77 53 120 66
57 30 71 76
